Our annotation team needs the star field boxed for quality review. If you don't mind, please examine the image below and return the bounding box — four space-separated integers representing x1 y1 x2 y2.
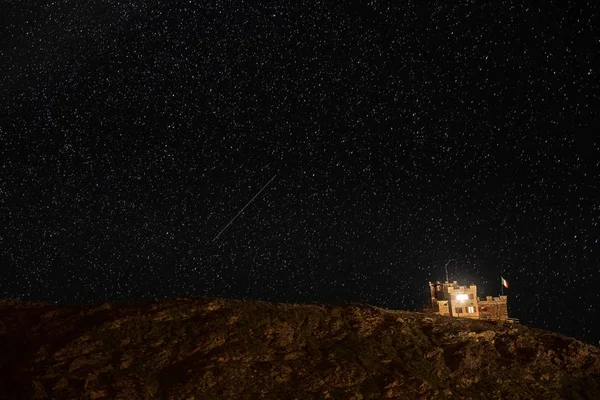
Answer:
1 1 599 344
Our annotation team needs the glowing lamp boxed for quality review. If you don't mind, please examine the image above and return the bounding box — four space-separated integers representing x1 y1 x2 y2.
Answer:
456 294 469 301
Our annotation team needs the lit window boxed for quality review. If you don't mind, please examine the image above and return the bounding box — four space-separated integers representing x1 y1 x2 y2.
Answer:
456 294 469 301
468 306 475 313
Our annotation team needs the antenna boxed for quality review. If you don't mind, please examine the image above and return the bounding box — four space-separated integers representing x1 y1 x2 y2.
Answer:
444 260 451 283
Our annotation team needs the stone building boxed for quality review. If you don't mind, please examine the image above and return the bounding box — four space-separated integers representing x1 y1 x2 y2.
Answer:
428 281 510 322
478 296 509 321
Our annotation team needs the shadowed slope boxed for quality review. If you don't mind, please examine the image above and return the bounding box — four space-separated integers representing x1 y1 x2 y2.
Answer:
0 298 598 399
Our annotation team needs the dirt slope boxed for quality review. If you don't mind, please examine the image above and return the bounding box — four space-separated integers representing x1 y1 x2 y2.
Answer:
0 298 598 399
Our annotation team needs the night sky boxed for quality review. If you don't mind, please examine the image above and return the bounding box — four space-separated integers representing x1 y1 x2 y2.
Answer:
2 1 599 344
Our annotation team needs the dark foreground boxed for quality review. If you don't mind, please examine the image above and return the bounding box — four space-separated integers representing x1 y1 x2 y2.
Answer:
0 298 598 399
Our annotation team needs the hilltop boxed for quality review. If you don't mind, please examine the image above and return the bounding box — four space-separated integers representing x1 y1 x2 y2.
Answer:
0 298 598 399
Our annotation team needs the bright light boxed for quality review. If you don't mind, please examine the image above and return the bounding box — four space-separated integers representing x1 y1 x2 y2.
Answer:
456 294 469 301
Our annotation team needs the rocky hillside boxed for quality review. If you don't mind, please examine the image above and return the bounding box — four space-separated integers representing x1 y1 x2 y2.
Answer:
0 298 598 399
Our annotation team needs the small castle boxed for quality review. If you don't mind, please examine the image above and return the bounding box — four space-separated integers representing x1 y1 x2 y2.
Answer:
428 281 512 322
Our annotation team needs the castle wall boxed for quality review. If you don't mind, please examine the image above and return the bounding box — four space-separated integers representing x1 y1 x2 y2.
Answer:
478 296 508 321
437 300 450 316
446 284 479 319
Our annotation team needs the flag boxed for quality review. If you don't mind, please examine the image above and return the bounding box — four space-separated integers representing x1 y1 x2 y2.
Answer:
501 277 508 288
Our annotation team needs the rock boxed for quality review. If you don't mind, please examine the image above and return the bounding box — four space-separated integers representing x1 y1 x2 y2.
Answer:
0 297 598 399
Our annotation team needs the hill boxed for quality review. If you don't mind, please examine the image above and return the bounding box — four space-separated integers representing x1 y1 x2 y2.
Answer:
0 298 598 399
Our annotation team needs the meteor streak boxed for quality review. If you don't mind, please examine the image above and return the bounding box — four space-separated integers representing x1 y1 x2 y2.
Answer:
212 175 277 242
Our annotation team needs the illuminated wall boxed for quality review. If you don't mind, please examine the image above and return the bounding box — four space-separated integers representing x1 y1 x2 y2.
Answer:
478 296 509 321
429 281 479 319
